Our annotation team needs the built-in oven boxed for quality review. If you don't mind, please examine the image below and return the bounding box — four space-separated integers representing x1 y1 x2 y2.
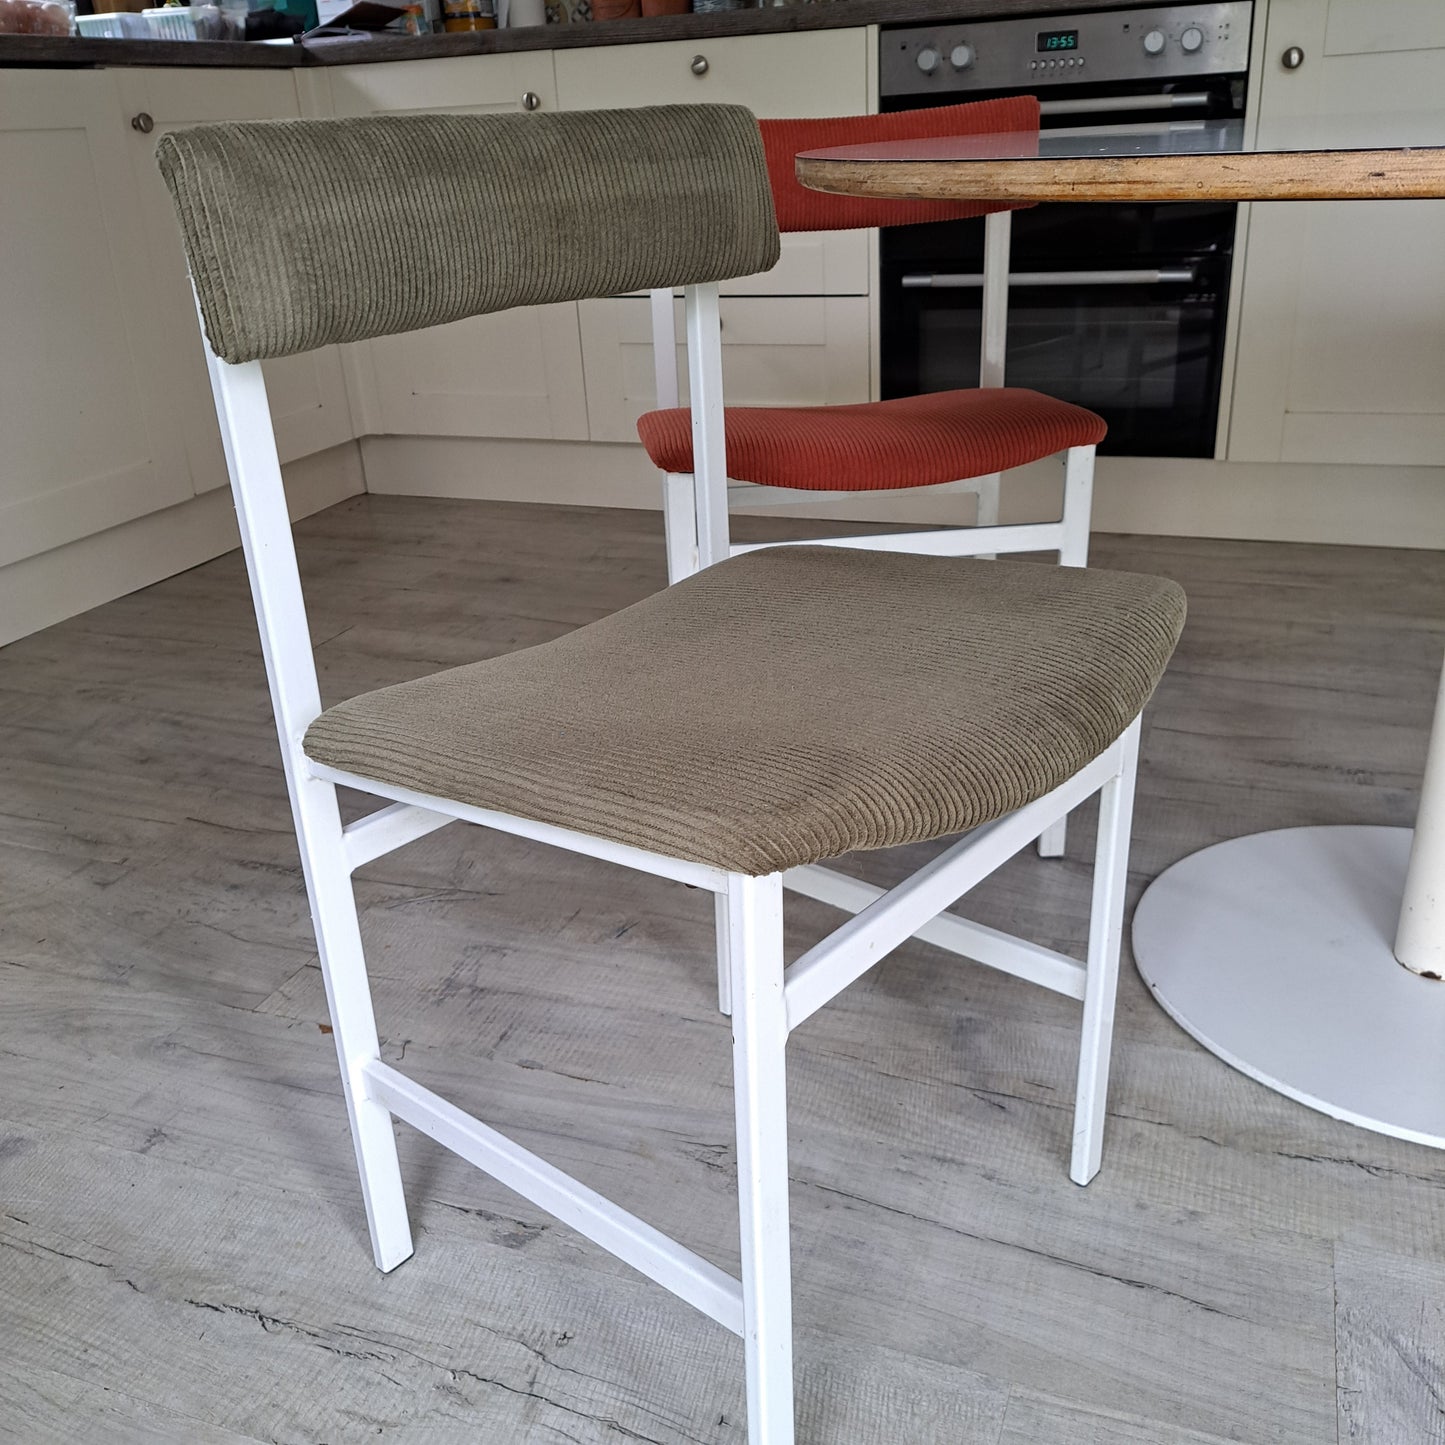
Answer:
879 3 1253 457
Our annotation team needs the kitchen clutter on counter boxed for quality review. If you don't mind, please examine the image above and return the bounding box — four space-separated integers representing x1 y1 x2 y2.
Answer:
0 0 835 40
0 0 75 33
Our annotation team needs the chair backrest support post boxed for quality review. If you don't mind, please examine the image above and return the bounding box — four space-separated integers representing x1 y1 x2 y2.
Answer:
685 282 732 568
980 210 1012 390
198 296 324 790
650 287 681 412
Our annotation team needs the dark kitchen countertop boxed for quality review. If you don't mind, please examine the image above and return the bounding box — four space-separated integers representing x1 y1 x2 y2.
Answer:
0 0 1131 68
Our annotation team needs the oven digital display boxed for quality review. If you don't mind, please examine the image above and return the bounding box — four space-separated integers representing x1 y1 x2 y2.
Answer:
1036 29 1079 51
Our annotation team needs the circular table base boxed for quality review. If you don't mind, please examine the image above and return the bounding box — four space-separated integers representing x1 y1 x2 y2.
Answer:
1132 825 1445 1150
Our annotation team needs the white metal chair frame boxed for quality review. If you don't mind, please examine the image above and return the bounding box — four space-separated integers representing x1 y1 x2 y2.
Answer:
650 210 1095 872
202 264 1139 1443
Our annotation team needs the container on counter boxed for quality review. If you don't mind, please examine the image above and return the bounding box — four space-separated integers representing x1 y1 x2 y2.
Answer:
141 3 226 38
442 0 493 27
0 0 75 33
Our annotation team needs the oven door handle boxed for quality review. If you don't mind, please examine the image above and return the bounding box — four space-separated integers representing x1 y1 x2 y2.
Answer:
1038 92 1212 116
902 267 1198 289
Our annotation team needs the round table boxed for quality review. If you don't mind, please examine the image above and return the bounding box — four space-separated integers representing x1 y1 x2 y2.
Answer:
798 123 1445 1147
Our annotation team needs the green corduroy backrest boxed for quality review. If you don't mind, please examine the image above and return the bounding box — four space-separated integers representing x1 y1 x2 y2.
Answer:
156 105 781 366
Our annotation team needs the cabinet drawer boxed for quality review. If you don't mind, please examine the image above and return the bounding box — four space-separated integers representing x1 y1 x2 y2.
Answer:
1325 1 1445 57
579 294 870 444
327 52 558 117
555 29 867 115
556 30 871 297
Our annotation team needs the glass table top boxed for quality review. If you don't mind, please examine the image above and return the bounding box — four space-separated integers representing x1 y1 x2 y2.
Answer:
798 117 1445 165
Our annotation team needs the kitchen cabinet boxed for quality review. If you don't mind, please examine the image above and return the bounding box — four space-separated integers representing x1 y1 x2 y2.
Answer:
0 66 353 590
556 27 874 443
1228 0 1445 465
121 69 355 490
0 72 195 569
555 30 872 299
579 295 870 444
322 55 589 443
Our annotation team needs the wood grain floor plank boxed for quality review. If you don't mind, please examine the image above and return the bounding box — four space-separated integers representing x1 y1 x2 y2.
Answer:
0 1362 268 1445
1 495 1441 1443
1335 1242 1445 1445
997 1390 1248 1445
1 1121 1011 1445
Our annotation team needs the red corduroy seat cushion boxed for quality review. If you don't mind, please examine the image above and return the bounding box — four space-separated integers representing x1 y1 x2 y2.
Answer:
636 389 1107 492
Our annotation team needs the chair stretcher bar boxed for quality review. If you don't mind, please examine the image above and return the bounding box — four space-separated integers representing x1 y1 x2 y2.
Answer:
362 1059 745 1337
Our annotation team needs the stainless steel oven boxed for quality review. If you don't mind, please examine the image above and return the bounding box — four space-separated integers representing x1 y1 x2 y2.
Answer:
879 3 1253 457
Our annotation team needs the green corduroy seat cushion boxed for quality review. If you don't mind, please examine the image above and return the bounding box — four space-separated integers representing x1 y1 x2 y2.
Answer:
156 105 780 365
303 546 1186 876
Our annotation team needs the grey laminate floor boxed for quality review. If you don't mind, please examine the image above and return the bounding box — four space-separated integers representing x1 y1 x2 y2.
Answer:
2 496 1443 1445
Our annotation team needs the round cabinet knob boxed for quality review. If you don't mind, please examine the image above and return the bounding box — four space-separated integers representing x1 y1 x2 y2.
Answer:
131 112 154 134
1142 28 1166 55
1180 25 1203 53
950 43 975 70
690 54 709 76
916 46 941 74
1281 45 1305 69
520 91 541 111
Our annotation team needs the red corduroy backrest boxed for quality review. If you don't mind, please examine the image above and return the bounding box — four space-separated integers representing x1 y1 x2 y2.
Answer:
760 96 1040 234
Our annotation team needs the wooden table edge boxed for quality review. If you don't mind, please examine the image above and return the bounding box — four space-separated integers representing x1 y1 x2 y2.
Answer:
795 148 1445 204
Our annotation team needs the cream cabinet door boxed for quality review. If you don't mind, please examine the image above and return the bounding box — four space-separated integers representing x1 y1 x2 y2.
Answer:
0 72 193 567
122 70 356 491
323 54 587 442
555 30 872 297
579 295 870 444
1228 0 1445 465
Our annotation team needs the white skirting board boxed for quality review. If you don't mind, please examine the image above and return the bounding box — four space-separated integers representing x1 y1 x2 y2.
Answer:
8 435 1439 648
358 435 1445 552
0 444 366 648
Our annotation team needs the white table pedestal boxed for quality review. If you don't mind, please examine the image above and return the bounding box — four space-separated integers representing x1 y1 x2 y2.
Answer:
1133 824 1445 1149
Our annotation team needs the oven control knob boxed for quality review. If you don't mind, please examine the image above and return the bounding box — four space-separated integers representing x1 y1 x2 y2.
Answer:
950 43 975 71
916 45 941 74
1180 25 1204 52
1142 28 1166 55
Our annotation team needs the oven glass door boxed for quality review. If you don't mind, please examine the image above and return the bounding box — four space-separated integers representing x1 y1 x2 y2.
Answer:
879 76 1242 458
881 204 1235 457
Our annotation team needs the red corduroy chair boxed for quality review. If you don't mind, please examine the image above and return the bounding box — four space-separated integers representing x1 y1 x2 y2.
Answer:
637 98 1103 877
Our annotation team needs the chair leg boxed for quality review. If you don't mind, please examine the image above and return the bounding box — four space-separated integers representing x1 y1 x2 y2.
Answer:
716 891 733 1016
1059 445 1095 571
1070 718 1141 1186
973 472 1001 529
663 471 700 584
727 873 795 1444
1039 446 1097 860
295 773 414 1271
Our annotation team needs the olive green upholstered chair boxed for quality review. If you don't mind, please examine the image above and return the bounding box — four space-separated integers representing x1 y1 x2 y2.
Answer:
158 105 1185 1445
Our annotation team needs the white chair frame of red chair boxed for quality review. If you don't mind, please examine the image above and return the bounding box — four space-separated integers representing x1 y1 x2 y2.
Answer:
649 208 1094 874
170 106 1151 1445
651 206 1095 1010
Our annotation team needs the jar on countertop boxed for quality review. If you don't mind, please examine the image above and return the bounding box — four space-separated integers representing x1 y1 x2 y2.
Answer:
0 0 74 33
443 0 494 28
